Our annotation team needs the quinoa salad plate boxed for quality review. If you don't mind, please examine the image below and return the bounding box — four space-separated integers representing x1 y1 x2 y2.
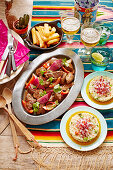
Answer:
81 71 113 110
60 106 107 151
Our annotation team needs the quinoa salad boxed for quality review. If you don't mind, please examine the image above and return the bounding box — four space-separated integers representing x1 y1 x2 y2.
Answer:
89 76 113 102
69 112 100 142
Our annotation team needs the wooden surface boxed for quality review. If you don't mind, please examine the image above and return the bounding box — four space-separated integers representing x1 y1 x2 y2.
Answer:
0 0 37 169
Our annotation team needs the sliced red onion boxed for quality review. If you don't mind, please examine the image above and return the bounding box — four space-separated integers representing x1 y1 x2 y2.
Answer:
49 59 62 71
38 91 52 104
32 77 39 87
31 74 45 90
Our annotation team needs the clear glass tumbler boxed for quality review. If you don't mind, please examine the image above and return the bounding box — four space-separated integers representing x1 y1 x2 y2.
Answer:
79 22 101 62
91 47 112 71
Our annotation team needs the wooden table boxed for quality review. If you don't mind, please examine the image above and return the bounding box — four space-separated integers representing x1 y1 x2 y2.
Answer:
0 0 38 169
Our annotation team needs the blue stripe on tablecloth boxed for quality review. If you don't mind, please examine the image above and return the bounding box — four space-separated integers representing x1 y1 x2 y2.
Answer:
26 119 61 130
26 116 113 130
32 11 61 16
99 1 113 6
33 1 74 6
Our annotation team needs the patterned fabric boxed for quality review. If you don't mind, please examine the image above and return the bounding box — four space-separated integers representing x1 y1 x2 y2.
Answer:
27 0 113 147
75 0 99 8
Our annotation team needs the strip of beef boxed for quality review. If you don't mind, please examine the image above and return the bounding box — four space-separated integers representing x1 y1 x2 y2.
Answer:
44 80 51 88
39 75 50 88
37 104 46 115
26 101 33 110
36 66 47 77
27 84 36 94
33 89 44 99
45 71 63 79
64 59 74 72
25 93 36 103
61 82 74 91
25 93 36 110
54 92 64 102
66 72 74 84
60 72 67 85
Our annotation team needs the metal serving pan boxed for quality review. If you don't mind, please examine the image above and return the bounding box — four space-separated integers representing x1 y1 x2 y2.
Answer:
12 48 84 125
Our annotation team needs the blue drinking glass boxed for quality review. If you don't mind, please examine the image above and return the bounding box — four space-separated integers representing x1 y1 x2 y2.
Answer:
91 47 112 71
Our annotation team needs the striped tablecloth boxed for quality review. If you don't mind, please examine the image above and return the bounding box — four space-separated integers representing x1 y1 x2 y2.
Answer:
27 0 113 147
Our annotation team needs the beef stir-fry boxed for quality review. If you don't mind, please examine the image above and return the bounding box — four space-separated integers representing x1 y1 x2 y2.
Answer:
22 57 75 115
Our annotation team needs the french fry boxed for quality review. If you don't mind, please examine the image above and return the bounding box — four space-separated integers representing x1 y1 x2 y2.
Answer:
43 23 50 37
31 27 38 45
47 33 60 41
47 38 60 45
32 23 61 48
49 27 56 35
36 26 48 42
36 26 43 29
49 26 52 30
36 31 45 48
52 41 59 45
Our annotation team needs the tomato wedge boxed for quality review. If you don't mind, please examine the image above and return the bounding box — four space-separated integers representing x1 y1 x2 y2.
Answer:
43 62 49 69
25 74 35 89
22 100 33 114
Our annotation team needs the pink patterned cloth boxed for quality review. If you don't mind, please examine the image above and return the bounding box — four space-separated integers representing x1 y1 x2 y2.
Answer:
0 19 30 67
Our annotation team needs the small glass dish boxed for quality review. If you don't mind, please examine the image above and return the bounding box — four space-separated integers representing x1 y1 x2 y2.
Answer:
91 46 112 71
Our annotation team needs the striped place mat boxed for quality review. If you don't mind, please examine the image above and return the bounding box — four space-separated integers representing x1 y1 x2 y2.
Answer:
27 0 113 147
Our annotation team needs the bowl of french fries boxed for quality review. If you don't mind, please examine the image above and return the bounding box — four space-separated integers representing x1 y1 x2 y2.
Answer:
24 20 63 50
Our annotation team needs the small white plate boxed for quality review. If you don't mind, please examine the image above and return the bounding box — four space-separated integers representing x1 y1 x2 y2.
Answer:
60 106 107 151
0 31 25 84
81 71 113 110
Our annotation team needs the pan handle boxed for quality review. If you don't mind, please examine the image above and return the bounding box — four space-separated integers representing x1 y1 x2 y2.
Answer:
24 35 36 49
49 19 61 27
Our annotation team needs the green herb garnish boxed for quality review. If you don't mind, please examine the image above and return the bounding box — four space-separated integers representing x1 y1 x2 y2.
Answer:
62 58 69 67
47 77 54 83
33 102 40 113
54 84 61 93
40 70 46 76
89 137 92 141
40 90 47 97
39 79 44 85
33 85 37 89
47 70 52 73
83 137 88 142
55 100 59 106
